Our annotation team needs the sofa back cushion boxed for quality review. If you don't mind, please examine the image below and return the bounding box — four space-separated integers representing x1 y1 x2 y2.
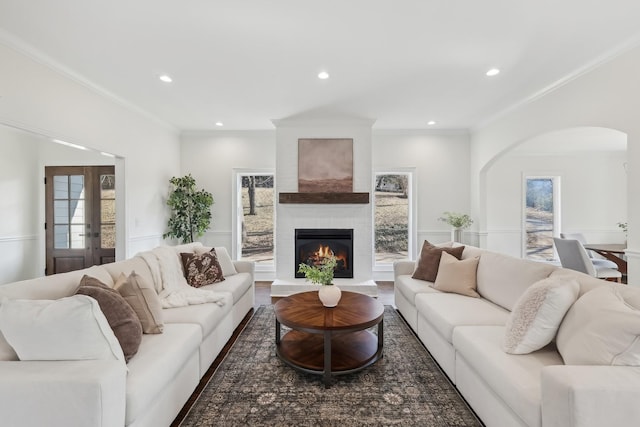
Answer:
0 329 18 361
557 285 640 365
548 268 607 297
102 257 156 292
0 270 83 300
0 295 126 362
476 251 556 311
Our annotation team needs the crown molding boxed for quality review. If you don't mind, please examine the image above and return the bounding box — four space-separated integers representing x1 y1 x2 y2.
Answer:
0 29 177 133
472 34 640 133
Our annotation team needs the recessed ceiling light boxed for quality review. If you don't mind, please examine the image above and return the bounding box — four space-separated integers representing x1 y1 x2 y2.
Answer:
159 74 173 83
318 71 330 80
486 68 500 77
215 122 224 127
427 120 436 126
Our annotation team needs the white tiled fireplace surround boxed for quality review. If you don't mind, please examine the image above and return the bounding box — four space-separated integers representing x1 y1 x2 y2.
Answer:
272 117 377 296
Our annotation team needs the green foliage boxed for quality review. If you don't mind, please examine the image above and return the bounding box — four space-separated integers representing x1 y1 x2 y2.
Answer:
618 222 628 235
163 174 214 243
526 179 553 212
438 211 474 229
297 256 337 286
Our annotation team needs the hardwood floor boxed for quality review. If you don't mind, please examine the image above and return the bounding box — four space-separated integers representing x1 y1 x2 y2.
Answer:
170 280 395 426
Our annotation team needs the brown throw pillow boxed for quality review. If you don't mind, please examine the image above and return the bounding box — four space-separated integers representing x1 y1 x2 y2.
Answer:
432 252 480 297
181 249 225 288
115 271 164 334
412 240 465 282
75 275 143 363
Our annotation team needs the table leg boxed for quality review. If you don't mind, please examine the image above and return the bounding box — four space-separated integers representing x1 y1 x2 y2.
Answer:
324 330 332 388
378 318 384 356
275 318 281 344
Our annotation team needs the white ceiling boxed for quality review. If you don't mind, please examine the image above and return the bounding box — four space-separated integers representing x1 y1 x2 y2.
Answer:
1 0 640 131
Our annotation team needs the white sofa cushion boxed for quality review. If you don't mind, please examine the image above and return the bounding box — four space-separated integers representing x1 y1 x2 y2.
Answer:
392 274 440 306
504 276 580 354
200 272 254 304
0 330 17 361
0 295 125 362
124 323 201 425
476 251 556 311
415 293 509 343
162 293 233 338
557 285 640 366
453 325 564 427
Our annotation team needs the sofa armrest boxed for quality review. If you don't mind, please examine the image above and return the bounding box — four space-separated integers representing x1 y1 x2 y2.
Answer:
394 260 415 278
542 365 640 427
233 260 255 276
0 360 127 427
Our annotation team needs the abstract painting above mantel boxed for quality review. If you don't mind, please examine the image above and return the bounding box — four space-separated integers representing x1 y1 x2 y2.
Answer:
298 138 353 192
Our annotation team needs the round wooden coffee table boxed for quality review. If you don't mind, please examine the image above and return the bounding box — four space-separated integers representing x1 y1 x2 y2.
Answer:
274 290 384 387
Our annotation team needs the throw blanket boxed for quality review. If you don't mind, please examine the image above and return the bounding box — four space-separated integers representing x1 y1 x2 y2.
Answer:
136 246 226 308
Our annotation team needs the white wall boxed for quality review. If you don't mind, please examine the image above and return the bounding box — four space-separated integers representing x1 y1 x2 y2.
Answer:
0 41 180 283
486 151 627 257
471 43 640 285
373 130 472 250
180 130 276 250
274 118 374 283
0 126 41 282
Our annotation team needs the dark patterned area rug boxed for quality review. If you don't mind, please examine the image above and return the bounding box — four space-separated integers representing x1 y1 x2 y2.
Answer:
180 305 482 427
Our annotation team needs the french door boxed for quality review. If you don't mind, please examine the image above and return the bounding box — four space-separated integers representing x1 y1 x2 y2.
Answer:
45 166 116 275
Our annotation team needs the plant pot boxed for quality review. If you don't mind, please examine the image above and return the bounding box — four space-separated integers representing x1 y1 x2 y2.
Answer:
318 285 342 307
452 228 463 243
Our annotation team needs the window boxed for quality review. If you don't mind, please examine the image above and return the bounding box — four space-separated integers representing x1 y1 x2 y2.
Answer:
374 171 415 267
524 176 560 261
233 171 275 266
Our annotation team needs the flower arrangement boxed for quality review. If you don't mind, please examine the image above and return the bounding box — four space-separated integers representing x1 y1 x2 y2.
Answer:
297 256 337 286
438 211 474 229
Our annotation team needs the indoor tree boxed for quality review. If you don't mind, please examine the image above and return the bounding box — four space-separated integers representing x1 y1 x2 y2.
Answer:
163 174 214 243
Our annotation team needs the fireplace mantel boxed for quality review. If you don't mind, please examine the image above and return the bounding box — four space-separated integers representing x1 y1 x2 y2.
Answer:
279 192 369 204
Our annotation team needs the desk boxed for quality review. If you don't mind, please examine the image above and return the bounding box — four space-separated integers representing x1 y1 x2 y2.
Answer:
583 243 627 274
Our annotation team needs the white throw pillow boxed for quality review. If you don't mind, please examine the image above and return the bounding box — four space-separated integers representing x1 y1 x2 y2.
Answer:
503 277 579 354
195 246 238 276
557 285 640 365
0 296 126 363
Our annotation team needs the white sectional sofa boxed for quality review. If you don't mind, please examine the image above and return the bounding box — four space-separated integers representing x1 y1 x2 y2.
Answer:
0 243 254 427
394 244 640 427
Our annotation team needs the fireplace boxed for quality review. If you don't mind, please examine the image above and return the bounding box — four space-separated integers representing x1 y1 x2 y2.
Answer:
295 228 353 279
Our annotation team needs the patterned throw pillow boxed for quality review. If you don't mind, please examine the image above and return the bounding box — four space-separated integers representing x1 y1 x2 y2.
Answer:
181 249 225 288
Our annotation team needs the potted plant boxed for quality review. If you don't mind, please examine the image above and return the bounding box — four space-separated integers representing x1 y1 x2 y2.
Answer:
297 256 342 307
438 211 474 243
618 221 628 244
163 174 214 244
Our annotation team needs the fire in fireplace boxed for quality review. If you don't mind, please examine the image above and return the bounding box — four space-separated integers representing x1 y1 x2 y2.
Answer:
295 228 353 279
